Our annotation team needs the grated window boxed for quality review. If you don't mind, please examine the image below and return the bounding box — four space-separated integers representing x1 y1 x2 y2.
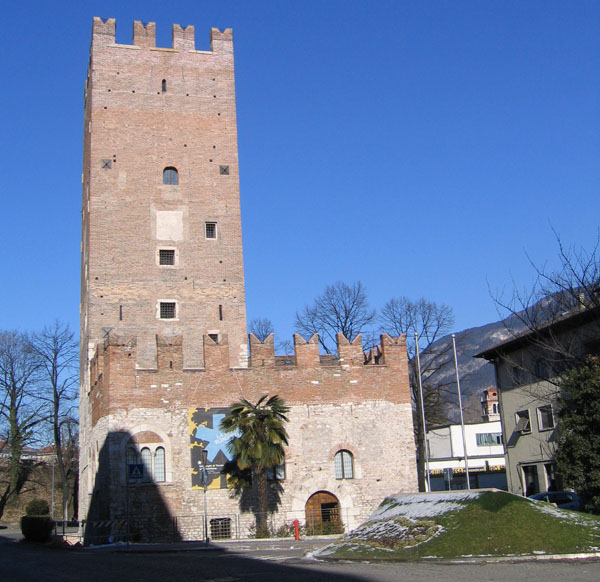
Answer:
159 249 175 265
160 302 176 319
205 222 217 239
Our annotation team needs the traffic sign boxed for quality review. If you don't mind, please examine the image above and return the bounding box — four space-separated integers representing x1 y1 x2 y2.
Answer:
128 463 144 481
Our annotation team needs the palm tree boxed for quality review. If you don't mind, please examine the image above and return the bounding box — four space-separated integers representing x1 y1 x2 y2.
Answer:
220 395 289 536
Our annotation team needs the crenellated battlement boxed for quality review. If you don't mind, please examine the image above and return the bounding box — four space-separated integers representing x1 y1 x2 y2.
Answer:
89 329 410 425
91 17 232 52
92 331 406 374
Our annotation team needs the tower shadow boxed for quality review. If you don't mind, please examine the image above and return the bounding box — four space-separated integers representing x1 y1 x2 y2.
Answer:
84 431 181 544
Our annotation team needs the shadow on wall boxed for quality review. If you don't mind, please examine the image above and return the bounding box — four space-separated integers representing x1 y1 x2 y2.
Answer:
219 457 285 533
84 431 181 544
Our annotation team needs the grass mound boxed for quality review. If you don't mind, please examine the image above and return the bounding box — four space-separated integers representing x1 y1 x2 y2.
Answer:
314 490 600 560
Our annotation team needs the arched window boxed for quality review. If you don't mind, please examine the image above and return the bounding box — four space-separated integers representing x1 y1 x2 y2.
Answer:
163 166 179 185
141 447 152 482
126 446 138 466
154 447 165 482
161 79 167 93
334 450 353 479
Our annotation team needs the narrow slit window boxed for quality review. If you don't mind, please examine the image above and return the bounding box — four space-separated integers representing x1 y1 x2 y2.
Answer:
163 167 179 185
205 222 217 239
161 79 167 93
218 304 223 321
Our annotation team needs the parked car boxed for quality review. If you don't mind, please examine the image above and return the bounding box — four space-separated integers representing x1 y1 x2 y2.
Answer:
529 491 581 510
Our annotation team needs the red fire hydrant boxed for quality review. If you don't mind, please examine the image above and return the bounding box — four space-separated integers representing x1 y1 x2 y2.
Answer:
293 519 300 541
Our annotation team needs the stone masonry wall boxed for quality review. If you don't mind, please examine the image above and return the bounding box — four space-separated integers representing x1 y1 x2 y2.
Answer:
82 332 417 538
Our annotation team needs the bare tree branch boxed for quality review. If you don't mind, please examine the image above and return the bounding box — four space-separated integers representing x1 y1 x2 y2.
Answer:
295 281 376 354
248 318 274 343
379 296 455 491
29 321 78 520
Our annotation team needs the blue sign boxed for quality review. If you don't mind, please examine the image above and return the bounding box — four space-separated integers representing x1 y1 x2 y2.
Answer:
128 463 144 481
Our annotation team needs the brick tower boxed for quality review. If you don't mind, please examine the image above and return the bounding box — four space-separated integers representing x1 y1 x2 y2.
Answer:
80 18 416 542
80 17 247 521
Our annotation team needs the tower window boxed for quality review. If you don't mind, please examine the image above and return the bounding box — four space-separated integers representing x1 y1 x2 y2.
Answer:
159 302 176 319
159 249 175 265
161 79 167 93
205 222 217 239
219 165 230 175
163 167 179 185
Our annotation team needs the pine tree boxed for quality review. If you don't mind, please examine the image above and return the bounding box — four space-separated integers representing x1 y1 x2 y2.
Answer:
555 358 600 513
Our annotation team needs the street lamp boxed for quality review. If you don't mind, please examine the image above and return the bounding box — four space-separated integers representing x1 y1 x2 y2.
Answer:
198 449 209 544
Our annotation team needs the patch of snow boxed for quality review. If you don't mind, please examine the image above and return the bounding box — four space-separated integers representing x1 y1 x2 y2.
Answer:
529 500 591 523
370 491 481 520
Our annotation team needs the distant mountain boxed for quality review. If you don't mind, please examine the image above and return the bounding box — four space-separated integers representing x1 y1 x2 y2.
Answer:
420 314 525 424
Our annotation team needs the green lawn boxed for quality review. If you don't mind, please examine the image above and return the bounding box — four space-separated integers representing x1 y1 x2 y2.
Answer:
316 491 600 560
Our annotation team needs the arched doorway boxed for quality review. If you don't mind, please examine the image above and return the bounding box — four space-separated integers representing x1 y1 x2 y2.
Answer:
305 491 343 535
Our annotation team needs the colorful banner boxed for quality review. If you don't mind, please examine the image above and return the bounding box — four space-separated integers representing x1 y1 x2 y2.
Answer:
189 407 234 489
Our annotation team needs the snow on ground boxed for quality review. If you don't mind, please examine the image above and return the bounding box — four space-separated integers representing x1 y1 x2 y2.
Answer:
369 491 482 521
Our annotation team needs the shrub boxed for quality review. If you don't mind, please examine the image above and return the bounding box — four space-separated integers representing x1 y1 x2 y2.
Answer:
20 516 54 542
25 499 50 516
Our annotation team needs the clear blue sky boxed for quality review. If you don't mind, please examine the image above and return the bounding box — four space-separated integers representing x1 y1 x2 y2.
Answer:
1 1 599 345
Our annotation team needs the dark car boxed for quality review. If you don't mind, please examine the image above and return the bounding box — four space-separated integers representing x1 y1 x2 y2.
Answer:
529 491 581 510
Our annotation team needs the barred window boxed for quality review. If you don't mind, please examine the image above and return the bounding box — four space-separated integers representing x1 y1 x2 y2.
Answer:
160 302 176 319
163 166 178 185
205 222 217 239
334 450 353 479
159 249 175 265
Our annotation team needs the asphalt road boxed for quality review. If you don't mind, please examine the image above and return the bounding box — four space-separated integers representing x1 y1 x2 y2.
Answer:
2 529 600 582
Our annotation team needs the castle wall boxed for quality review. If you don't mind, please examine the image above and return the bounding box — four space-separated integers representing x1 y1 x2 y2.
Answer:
83 333 416 539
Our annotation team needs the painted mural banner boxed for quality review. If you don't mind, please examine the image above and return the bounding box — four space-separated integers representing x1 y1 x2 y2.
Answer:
189 407 235 490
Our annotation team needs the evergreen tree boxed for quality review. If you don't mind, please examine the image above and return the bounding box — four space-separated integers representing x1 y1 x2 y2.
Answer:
220 395 289 536
555 358 600 513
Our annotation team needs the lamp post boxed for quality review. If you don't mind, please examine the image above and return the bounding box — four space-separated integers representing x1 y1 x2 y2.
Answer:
198 449 209 544
452 334 470 490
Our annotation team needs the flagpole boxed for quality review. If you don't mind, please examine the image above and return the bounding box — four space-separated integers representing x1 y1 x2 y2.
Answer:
452 334 470 490
415 332 431 492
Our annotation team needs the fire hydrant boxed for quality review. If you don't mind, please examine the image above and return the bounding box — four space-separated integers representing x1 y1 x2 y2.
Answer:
293 519 300 541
